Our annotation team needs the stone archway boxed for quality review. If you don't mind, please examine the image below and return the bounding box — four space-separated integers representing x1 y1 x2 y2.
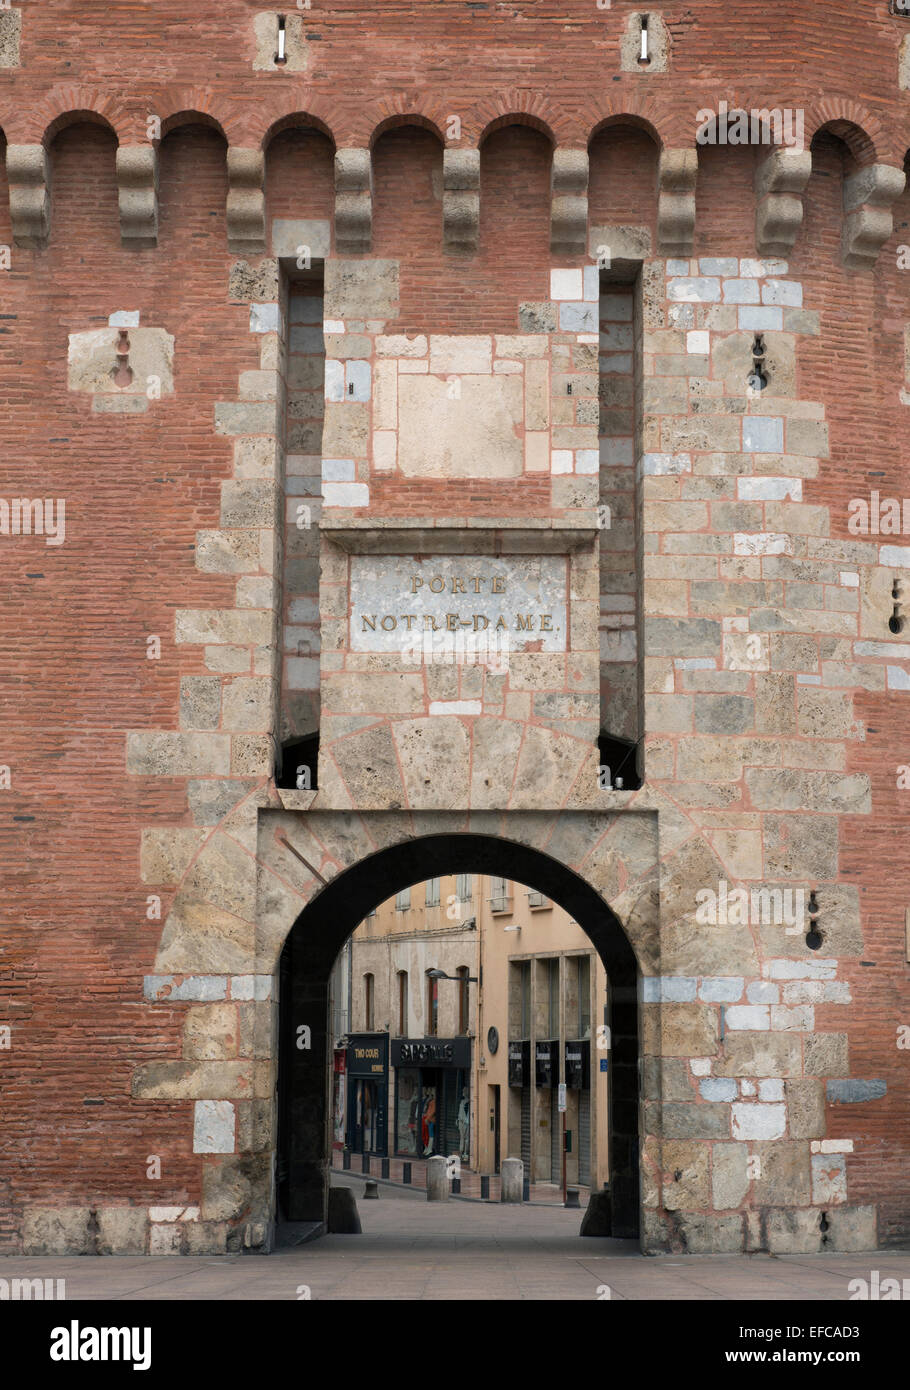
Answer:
275 828 645 1240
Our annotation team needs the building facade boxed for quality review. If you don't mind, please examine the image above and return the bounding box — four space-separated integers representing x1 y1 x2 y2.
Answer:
2 2 910 1257
336 875 609 1187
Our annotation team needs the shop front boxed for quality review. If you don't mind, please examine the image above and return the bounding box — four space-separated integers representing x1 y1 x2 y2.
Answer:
391 1037 472 1162
346 1033 389 1156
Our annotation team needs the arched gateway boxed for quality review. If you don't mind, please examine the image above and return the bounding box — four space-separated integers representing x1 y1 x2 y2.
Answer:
276 831 641 1238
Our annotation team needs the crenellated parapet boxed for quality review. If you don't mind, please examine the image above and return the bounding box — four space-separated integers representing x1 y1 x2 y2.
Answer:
0 86 906 271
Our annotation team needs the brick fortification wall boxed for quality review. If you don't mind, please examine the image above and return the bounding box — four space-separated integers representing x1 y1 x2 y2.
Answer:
1 1 910 1255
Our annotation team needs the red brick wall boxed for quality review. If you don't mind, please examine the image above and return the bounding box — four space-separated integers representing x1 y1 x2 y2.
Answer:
1 1 909 1247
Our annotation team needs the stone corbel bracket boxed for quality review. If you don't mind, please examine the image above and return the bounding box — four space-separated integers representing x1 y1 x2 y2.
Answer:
7 144 50 249
551 148 588 256
657 149 697 257
443 148 480 252
226 147 266 255
754 147 812 258
334 147 372 254
841 164 907 270
117 145 159 249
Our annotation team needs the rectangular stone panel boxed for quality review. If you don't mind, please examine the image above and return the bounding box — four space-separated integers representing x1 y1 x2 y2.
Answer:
396 374 524 477
349 555 568 652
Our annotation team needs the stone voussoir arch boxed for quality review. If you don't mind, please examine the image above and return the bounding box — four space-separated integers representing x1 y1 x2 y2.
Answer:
474 92 566 148
587 103 669 154
368 104 449 149
805 100 887 166
259 106 338 152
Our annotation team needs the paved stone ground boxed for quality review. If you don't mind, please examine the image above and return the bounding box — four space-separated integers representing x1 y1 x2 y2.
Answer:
3 1178 908 1300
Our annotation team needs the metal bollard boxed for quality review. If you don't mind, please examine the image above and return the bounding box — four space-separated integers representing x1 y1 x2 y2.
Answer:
381 1158 390 1179
522 1176 530 1203
480 1175 490 1201
361 1153 370 1174
403 1162 412 1185
565 1186 580 1209
342 1150 351 1171
364 1180 379 1200
452 1176 461 1194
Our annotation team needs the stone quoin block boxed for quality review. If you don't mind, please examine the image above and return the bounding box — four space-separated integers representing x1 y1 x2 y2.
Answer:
0 8 21 67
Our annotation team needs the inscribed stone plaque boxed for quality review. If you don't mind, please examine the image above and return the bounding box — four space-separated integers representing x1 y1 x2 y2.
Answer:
350 556 567 651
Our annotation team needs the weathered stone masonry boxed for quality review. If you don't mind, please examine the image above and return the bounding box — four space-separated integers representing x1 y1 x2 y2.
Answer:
2 2 910 1257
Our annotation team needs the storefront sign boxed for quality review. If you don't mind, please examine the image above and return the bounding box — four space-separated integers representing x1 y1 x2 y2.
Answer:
564 1039 590 1089
347 1033 389 1077
535 1039 557 1089
391 1037 471 1069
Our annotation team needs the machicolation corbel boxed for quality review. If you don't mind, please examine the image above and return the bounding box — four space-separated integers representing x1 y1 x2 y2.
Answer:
117 145 159 249
754 147 812 258
7 144 50 250
443 149 480 252
657 148 697 257
226 148 267 256
335 148 373 255
550 148 589 257
841 163 907 270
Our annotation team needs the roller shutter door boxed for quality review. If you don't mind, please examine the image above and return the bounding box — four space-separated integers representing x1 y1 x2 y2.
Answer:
578 1088 591 1187
520 1085 531 1180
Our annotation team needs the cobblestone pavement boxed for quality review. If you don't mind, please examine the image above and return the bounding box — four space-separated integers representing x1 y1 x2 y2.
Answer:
2 1176 907 1301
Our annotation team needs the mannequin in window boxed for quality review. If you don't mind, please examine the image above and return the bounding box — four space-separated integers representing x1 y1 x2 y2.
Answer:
422 1090 436 1156
457 1088 469 1162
